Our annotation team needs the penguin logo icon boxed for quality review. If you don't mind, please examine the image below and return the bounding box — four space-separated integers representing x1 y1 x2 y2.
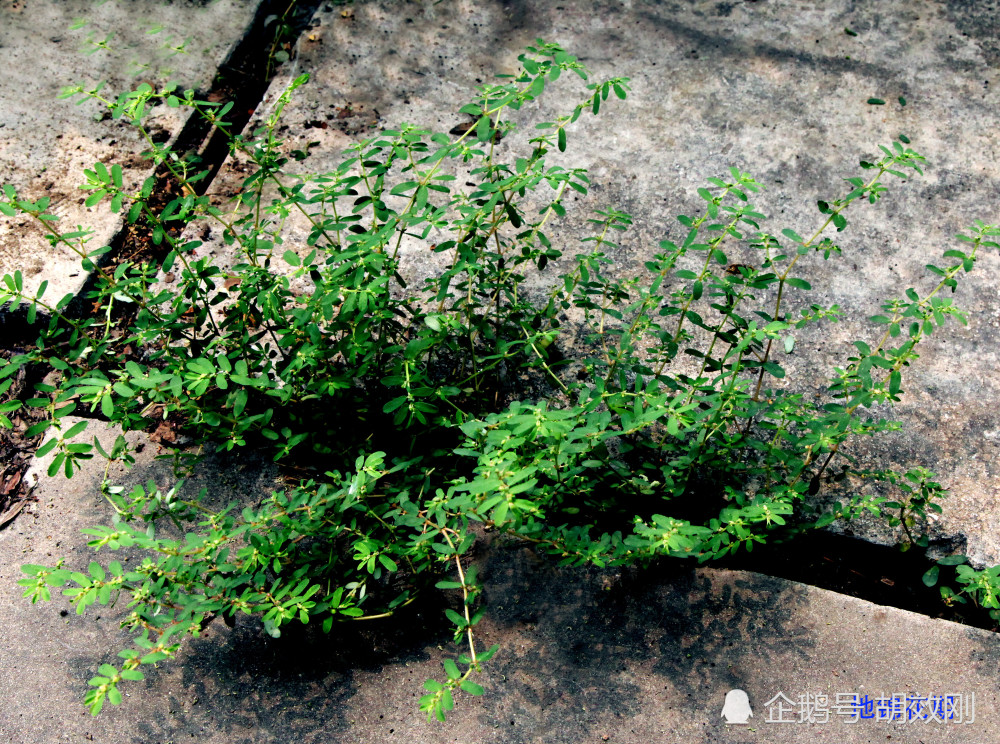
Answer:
721 689 753 724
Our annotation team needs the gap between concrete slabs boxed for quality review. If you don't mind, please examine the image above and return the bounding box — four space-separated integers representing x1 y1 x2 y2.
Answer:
0 0 326 538
0 0 265 303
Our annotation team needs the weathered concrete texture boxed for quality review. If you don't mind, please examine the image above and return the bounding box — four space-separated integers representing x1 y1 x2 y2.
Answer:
1 423 998 743
0 0 263 301
0 418 282 742
186 0 1000 563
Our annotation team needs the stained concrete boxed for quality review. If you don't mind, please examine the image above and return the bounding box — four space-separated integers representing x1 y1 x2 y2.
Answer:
182 0 1000 564
0 0 264 301
1 418 998 743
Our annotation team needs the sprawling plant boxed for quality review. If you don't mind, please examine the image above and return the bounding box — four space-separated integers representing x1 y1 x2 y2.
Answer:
2 40 997 721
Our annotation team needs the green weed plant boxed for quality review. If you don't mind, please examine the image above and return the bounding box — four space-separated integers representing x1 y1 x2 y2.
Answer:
2 41 999 722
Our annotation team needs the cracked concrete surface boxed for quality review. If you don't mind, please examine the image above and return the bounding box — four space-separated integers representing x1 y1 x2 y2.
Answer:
0 0 263 301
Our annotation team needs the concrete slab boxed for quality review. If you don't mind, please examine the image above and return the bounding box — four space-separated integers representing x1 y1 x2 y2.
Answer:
1 420 998 743
0 0 264 301
183 0 1000 564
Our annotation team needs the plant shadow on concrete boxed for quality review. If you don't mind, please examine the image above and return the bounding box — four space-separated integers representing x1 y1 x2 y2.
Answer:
2 39 998 722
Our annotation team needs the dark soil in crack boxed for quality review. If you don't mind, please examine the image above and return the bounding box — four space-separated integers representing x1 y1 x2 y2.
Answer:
0 0 326 532
0 343 46 529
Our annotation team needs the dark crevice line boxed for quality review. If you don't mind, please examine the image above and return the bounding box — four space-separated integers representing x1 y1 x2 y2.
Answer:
69 0 326 318
0 0 325 522
710 529 999 631
171 0 327 200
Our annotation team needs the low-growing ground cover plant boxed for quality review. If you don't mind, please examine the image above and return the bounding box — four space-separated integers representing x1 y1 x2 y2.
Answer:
2 39 999 722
